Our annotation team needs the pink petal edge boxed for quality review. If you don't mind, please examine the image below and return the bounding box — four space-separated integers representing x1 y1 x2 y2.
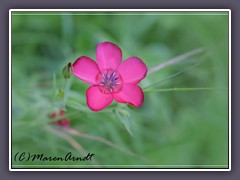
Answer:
117 57 148 84
113 84 144 107
96 42 122 71
86 85 113 111
72 56 100 85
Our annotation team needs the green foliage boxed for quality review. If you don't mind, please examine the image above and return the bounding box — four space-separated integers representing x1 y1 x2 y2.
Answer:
11 12 229 168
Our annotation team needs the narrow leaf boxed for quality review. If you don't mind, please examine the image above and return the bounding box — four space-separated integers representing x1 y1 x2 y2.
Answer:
114 109 133 136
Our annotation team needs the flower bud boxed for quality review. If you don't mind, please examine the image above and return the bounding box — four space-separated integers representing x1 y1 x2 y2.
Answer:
62 62 72 79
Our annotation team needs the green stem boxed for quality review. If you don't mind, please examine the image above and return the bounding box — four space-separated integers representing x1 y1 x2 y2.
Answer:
148 47 206 75
143 87 228 93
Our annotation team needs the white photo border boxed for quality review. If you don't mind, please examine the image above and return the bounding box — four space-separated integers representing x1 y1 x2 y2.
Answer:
9 9 231 171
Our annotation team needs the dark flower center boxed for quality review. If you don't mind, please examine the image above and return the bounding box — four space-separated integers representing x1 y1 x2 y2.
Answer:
96 69 123 94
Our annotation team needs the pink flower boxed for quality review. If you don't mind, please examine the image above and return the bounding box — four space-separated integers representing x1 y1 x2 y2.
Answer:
50 110 70 128
72 42 148 111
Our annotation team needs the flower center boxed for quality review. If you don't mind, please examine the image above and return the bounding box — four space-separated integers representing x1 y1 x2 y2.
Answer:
96 69 123 94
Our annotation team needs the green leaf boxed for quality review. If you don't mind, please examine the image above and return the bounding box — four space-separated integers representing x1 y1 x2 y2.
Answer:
114 109 133 136
57 88 64 98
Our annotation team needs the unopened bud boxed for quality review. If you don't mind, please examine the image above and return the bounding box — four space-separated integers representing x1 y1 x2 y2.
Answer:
62 62 72 79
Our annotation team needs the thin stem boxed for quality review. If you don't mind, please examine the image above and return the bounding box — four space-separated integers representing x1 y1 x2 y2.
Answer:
46 126 99 165
65 128 148 162
143 63 200 90
148 47 206 75
143 87 228 93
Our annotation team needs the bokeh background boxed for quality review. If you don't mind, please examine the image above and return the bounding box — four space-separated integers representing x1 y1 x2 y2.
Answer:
11 11 229 168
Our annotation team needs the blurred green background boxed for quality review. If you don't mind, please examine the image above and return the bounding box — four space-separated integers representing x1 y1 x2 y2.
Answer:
11 11 229 168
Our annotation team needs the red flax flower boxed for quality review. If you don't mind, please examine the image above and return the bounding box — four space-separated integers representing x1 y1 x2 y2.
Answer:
50 110 70 128
72 42 148 111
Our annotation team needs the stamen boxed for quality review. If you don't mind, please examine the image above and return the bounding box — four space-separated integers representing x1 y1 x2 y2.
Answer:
110 71 115 79
106 72 108 80
96 69 123 94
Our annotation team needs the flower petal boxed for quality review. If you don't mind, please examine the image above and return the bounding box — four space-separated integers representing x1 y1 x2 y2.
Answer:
96 42 122 71
117 57 148 84
86 86 113 111
72 56 99 84
113 84 144 107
